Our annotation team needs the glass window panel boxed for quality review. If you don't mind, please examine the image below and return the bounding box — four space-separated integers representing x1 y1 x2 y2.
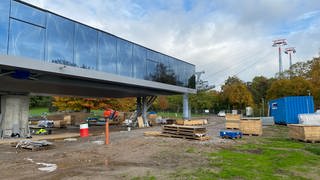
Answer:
11 1 46 27
8 19 45 60
97 32 117 74
0 0 10 55
117 39 133 77
187 64 196 88
74 23 98 70
146 59 158 81
147 50 160 62
132 44 146 79
46 13 75 66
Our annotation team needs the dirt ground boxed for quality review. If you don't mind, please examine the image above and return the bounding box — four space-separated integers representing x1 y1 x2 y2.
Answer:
0 116 238 180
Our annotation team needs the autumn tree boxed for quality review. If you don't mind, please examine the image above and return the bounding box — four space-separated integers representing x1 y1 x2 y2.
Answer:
222 76 254 110
309 57 320 107
153 96 169 111
53 97 135 112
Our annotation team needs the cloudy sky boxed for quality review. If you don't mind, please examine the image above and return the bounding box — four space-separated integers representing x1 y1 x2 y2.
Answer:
24 0 320 88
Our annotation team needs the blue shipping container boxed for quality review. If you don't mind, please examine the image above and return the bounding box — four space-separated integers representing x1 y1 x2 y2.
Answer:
269 96 314 124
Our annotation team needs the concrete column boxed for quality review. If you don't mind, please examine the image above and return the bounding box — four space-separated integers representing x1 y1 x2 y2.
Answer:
183 93 190 120
142 96 149 127
0 95 29 138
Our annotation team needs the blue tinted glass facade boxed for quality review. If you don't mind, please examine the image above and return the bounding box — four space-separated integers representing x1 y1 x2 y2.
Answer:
117 38 133 77
46 14 74 66
9 19 45 60
0 0 195 89
74 24 98 70
11 0 46 27
98 33 117 74
0 0 10 54
132 45 146 79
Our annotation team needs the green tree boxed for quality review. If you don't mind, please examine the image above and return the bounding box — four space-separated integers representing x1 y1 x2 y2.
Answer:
189 90 219 113
167 95 183 113
248 76 274 104
29 96 52 108
266 77 313 100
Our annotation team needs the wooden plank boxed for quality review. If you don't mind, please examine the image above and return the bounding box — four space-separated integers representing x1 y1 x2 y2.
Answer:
163 124 206 130
162 127 206 133
160 133 210 141
176 119 208 126
137 116 144 128
162 130 207 137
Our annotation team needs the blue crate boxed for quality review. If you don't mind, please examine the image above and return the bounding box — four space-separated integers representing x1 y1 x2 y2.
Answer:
220 130 242 139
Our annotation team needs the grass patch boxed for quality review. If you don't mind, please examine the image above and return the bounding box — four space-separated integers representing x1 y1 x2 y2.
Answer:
131 176 156 180
186 147 196 153
29 107 49 116
173 130 320 180
305 146 320 155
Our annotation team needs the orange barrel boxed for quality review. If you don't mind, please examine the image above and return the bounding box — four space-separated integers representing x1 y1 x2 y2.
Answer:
80 123 89 137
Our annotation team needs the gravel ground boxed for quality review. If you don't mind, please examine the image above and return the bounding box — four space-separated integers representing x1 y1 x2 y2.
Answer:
0 116 238 180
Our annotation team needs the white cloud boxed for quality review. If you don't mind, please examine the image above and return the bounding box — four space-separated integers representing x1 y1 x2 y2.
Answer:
24 0 320 89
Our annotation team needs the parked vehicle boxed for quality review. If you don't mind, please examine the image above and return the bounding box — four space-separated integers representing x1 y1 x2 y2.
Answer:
217 110 226 117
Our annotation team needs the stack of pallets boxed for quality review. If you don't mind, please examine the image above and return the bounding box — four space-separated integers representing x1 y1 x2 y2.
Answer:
161 124 209 141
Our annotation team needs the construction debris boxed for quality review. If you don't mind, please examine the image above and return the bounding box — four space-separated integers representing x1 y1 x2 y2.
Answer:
15 140 53 150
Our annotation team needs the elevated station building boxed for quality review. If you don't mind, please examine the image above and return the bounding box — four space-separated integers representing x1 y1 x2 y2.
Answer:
0 0 196 137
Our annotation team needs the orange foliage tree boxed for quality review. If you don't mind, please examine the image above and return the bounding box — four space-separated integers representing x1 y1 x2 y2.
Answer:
52 97 136 112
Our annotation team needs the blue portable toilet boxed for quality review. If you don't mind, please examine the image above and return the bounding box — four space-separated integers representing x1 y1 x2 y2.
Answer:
269 96 314 124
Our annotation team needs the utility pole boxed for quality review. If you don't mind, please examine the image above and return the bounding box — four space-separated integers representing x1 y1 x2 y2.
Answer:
195 71 215 91
272 39 287 75
284 47 296 69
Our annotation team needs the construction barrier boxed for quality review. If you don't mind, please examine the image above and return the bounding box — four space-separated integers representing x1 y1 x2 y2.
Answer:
80 123 89 137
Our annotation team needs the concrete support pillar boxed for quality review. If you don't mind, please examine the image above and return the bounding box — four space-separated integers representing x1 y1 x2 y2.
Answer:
142 96 149 127
0 95 29 138
183 93 190 120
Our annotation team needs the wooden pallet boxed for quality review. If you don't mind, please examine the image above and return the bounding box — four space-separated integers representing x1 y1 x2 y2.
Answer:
226 127 240 130
163 125 207 133
176 119 208 126
162 130 207 137
161 124 209 141
160 133 210 141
